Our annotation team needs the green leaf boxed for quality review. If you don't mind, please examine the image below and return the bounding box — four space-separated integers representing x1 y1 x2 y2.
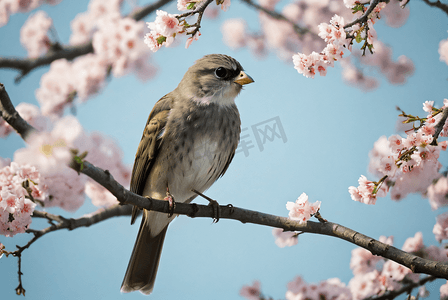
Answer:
187 2 195 9
156 35 167 45
355 34 362 43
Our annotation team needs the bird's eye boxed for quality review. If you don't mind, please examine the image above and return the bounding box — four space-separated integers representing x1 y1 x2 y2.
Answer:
214 67 228 79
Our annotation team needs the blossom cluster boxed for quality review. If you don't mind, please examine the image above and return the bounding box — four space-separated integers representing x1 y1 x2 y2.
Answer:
0 160 41 237
348 233 447 299
20 11 53 58
349 100 448 205
292 14 346 78
286 193 321 224
1 114 131 220
33 0 155 118
292 0 390 79
144 0 230 52
219 0 411 89
271 228 298 248
0 0 62 27
259 232 448 300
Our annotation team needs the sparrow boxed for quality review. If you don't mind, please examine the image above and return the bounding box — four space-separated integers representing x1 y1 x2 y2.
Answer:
121 54 253 295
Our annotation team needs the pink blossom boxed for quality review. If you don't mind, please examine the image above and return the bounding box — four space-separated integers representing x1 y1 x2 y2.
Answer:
402 232 423 253
71 53 108 100
0 162 41 237
286 276 352 300
220 0 231 11
93 17 150 78
258 0 280 10
428 176 448 210
423 100 434 113
147 10 182 38
13 116 88 211
239 281 261 300
441 281 448 300
286 193 321 224
343 0 358 8
185 31 201 49
349 271 382 300
35 59 76 118
434 212 448 242
425 245 448 262
144 32 163 52
350 247 383 275
272 228 298 248
349 175 384 205
380 260 418 291
439 38 448 66
20 10 53 58
177 0 190 11
83 132 131 207
221 19 247 49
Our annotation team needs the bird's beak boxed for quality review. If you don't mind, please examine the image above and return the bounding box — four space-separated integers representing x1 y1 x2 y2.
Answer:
234 71 254 85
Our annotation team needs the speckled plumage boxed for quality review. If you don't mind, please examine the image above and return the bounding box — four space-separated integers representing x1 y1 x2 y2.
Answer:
121 54 253 295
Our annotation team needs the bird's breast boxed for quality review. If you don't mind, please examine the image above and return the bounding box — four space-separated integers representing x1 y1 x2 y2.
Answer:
162 103 241 202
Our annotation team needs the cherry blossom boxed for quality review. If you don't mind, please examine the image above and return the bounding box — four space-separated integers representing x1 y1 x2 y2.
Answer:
286 276 352 300
185 31 201 49
286 192 321 223
0 0 62 27
402 232 424 253
433 212 448 242
13 116 88 211
441 281 448 300
93 16 151 78
350 247 382 275
83 133 131 207
0 162 42 237
272 228 298 248
221 19 247 50
144 10 184 51
239 281 261 300
20 11 53 58
427 176 448 210
439 37 448 66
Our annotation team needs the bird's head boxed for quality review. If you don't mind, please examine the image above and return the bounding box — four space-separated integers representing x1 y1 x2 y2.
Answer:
176 54 254 106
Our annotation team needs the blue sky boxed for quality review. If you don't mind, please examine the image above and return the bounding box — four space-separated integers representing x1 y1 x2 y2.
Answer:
1 0 448 299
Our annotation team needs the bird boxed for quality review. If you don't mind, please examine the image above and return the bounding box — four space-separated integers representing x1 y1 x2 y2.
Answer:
121 54 253 295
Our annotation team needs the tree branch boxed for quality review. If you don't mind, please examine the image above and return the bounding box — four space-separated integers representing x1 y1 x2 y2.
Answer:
431 106 448 145
2 82 448 283
344 0 385 29
365 275 437 300
421 0 448 16
0 83 36 140
0 0 174 82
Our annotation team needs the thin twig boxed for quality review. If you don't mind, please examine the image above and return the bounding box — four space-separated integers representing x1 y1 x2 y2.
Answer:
421 0 448 16
0 83 36 140
344 0 384 29
431 107 448 145
365 275 437 300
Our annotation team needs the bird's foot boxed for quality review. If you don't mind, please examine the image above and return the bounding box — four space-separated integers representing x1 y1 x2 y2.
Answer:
164 188 176 217
191 189 220 223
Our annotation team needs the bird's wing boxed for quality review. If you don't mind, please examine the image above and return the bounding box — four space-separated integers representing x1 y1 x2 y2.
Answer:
130 95 172 224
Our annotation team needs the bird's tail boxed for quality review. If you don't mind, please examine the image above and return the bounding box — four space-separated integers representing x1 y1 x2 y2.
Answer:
121 211 168 295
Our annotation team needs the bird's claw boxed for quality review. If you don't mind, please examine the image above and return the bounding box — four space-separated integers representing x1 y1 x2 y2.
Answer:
164 189 176 217
191 189 221 222
207 199 221 223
